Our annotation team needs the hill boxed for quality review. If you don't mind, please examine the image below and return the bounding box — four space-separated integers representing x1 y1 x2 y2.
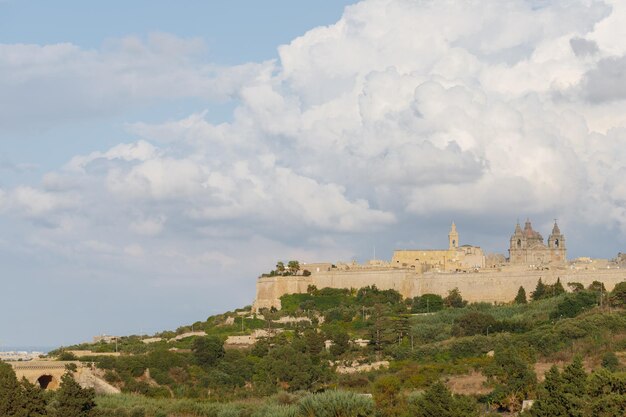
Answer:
45 280 626 416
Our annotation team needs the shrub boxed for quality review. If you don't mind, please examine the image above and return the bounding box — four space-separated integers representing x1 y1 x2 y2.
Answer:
298 390 374 417
452 311 497 337
411 294 444 313
444 288 467 308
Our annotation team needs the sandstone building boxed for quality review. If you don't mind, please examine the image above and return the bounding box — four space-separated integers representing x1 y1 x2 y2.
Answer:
508 220 566 266
391 222 485 271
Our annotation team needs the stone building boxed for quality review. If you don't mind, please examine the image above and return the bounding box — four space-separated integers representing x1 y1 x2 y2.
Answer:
391 222 485 272
508 220 566 266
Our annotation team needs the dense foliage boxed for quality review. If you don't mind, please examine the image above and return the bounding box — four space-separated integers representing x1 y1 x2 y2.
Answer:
47 279 626 416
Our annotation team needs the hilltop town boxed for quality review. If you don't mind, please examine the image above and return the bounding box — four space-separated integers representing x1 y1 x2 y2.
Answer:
254 220 626 311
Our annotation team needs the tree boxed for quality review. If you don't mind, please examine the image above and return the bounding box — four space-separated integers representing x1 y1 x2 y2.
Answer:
531 278 547 301
192 336 225 368
444 288 467 308
54 371 96 417
609 281 626 308
601 352 620 372
514 286 528 304
329 331 350 357
287 260 300 275
19 378 47 417
409 381 479 417
372 375 404 417
530 365 571 417
452 311 496 337
550 278 565 297
587 280 606 293
561 356 587 398
485 347 537 411
0 361 23 417
567 282 584 293
411 294 444 313
275 261 285 274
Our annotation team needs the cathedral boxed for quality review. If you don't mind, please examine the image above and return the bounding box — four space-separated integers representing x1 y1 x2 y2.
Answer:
508 220 566 266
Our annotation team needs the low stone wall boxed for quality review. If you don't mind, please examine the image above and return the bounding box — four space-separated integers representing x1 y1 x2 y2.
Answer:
253 267 626 310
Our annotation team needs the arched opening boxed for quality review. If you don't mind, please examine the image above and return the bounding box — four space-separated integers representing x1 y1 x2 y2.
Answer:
37 375 55 390
452 239 456 247
517 239 522 248
555 239 559 247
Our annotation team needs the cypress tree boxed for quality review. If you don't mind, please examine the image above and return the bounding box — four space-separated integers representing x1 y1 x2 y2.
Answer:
531 278 547 301
514 286 528 304
552 278 565 297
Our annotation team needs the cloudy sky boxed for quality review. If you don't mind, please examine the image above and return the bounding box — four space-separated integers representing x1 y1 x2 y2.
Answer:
2 0 626 347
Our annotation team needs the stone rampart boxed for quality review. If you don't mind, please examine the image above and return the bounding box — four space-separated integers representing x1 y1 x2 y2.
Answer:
253 267 626 310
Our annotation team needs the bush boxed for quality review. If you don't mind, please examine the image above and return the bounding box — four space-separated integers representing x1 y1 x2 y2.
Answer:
411 294 444 313
452 311 497 337
550 291 597 319
298 390 374 417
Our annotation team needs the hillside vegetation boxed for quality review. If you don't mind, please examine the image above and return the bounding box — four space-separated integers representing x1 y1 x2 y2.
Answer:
41 279 626 416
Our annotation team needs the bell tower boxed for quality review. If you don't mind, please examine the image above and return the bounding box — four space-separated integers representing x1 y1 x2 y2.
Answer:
448 222 459 250
547 220 567 263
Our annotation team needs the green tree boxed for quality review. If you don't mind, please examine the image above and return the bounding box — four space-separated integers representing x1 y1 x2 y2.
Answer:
531 365 577 417
444 288 467 308
452 311 496 337
409 381 479 417
531 278 547 301
54 371 96 417
609 281 626 308
19 378 47 417
329 331 350 357
192 336 225 368
372 375 404 417
601 352 620 372
411 294 444 313
276 261 285 274
549 278 566 297
0 361 24 417
514 286 528 304
485 347 537 411
287 260 300 275
567 282 584 293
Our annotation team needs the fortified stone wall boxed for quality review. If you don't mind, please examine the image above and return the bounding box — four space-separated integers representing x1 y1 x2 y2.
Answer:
253 268 626 310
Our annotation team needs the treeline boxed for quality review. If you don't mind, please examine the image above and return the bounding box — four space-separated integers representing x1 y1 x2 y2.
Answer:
0 362 96 417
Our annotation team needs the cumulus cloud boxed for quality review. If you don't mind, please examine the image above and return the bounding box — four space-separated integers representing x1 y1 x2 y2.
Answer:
4 0 626 299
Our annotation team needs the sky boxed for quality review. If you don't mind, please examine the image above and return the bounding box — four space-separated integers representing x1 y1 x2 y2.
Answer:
1 0 626 347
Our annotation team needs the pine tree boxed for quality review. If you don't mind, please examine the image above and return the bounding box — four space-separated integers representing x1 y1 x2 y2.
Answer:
531 366 571 417
0 361 24 417
19 378 47 417
531 278 547 301
54 371 96 417
514 286 528 304
410 381 479 417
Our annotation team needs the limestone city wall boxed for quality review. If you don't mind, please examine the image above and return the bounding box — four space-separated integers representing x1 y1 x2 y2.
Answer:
253 268 626 311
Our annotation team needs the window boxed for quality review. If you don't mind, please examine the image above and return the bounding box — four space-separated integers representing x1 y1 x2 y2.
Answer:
517 239 522 248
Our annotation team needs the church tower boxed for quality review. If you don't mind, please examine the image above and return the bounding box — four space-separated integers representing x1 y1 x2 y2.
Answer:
547 220 567 263
448 222 459 250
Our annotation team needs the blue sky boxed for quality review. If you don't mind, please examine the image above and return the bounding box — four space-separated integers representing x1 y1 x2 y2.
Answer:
2 0 626 347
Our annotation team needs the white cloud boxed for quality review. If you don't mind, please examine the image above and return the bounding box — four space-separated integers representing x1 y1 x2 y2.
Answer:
4 0 626 292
